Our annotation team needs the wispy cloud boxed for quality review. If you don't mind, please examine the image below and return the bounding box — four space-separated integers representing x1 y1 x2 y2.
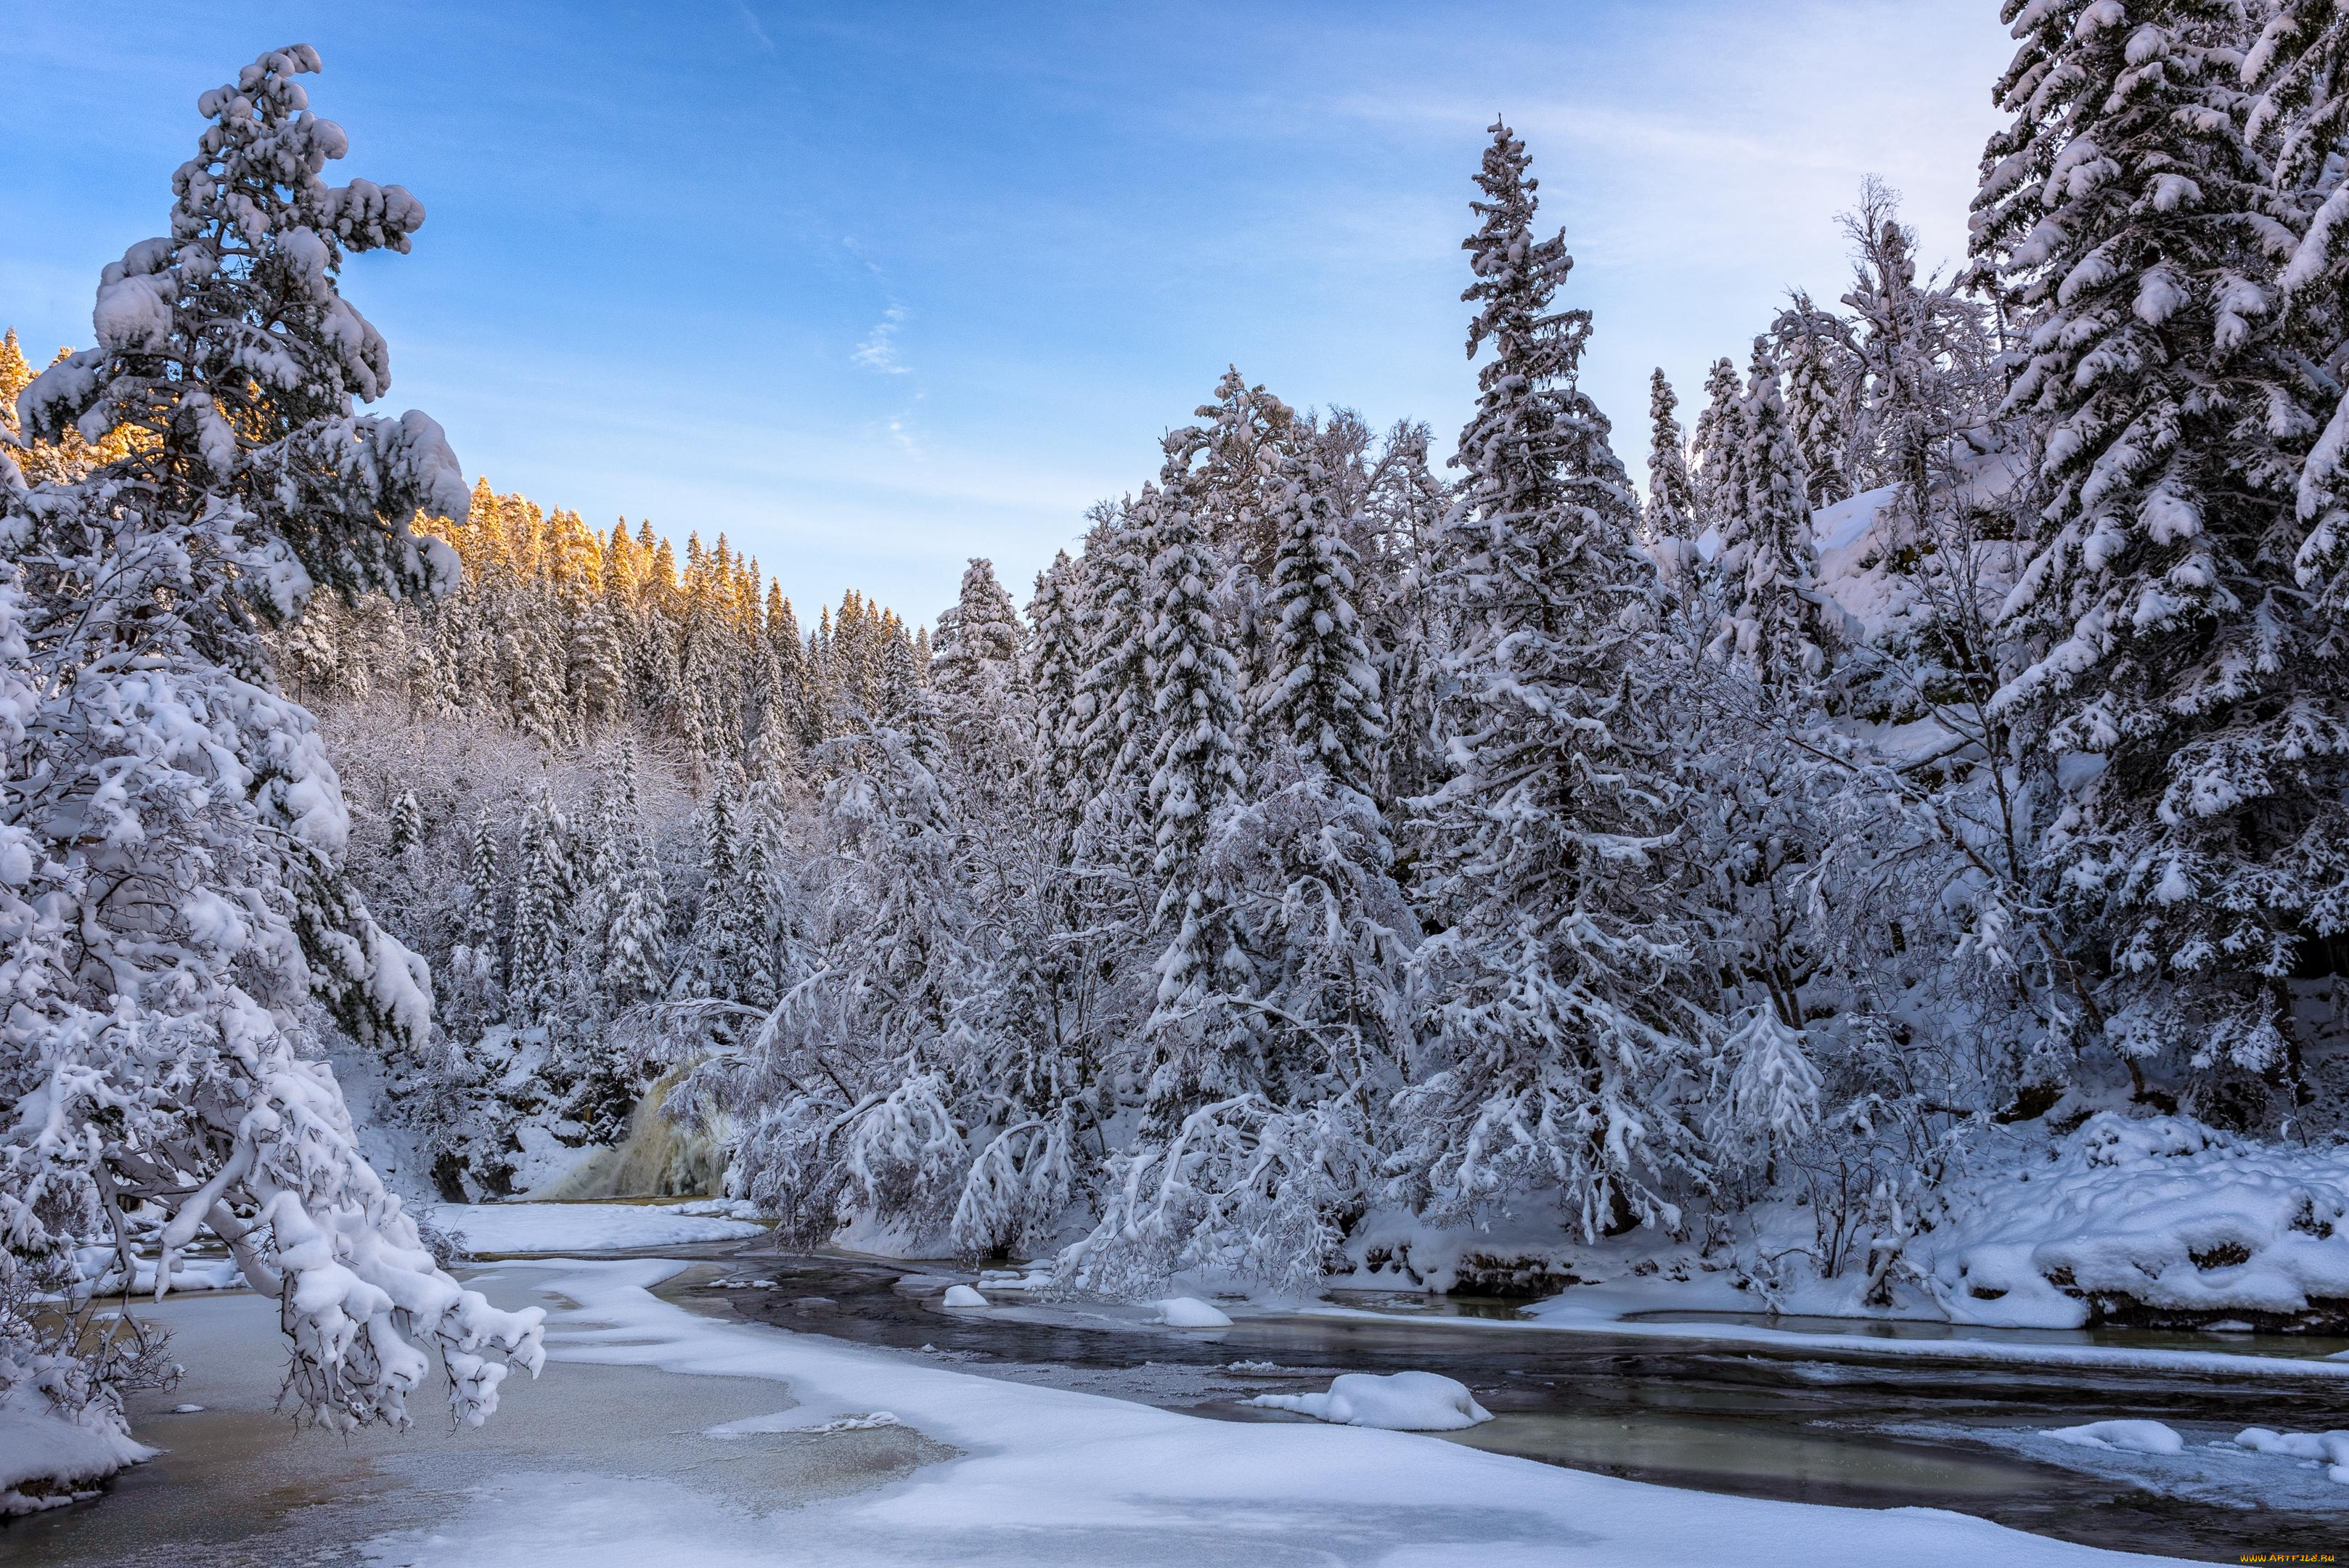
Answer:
852 303 912 375
729 1 775 54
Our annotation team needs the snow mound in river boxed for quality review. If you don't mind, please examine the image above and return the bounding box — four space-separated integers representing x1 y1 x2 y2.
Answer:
1249 1371 1492 1431
1154 1297 1233 1328
2045 1421 2183 1455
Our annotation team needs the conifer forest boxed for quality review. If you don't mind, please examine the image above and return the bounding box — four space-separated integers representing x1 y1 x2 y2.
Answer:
12 9 2349 1562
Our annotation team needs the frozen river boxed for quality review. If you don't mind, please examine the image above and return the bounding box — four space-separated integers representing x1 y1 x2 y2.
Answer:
10 1234 2339 1565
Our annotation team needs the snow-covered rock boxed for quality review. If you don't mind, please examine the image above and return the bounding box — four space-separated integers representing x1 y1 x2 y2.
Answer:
1930 1113 2349 1331
2043 1421 2184 1456
2234 1426 2349 1482
941 1285 989 1308
1248 1371 1492 1431
1153 1296 1232 1328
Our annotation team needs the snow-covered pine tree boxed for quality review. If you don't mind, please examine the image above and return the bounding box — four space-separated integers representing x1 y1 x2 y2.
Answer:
1644 367 1700 545
1023 549 1087 808
506 789 572 1024
1973 0 2348 1090
1689 354 1747 536
388 788 425 859
1714 338 1837 690
1 44 540 1437
1401 119 1720 1241
1771 294 1855 507
2246 2 2349 612
1266 453 1386 794
1131 475 1257 1125
597 743 670 1008
1357 421 1451 814
1167 367 1297 576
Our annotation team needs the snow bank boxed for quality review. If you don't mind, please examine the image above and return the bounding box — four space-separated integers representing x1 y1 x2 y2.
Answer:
1930 1113 2349 1330
430 1201 764 1255
1248 1371 1492 1431
0 1394 155 1516
2044 1421 2184 1455
1153 1296 1232 1328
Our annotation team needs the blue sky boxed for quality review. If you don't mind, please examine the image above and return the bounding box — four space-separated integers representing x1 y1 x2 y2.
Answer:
3 1 2011 625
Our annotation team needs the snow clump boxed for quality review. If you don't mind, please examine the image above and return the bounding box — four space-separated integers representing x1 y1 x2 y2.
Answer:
1249 1371 1492 1431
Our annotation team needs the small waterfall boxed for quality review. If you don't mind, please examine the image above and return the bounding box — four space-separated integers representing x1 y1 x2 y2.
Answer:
534 1065 730 1200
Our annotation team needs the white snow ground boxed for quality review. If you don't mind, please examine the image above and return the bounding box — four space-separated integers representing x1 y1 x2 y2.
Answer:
332 1256 2187 1567
429 1202 765 1255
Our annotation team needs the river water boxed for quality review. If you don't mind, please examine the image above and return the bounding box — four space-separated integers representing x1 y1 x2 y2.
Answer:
703 1251 2349 1563
10 1236 2348 1564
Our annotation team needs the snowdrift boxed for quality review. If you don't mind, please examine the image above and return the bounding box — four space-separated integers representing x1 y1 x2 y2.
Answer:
1929 1113 2349 1331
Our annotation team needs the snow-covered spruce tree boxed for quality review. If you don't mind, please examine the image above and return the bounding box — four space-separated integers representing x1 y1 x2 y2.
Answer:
504 789 572 1025
1023 549 1088 809
593 743 670 1008
388 788 425 859
1137 481 1254 1090
1644 367 1701 546
1265 452 1387 791
930 555 1024 700
1057 470 1266 1290
444 805 507 1033
0 45 541 1436
674 770 774 1030
1974 0 2349 1094
1689 354 1747 536
1714 339 1839 690
2247 1 2349 614
1357 420 1452 817
1400 120 1721 1241
1771 294 1856 507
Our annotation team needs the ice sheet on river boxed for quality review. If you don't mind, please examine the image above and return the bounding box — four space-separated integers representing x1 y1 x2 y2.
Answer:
342 1256 2184 1566
429 1201 764 1254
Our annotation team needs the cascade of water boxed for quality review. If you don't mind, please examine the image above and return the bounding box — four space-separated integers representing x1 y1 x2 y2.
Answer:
534 1066 730 1199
